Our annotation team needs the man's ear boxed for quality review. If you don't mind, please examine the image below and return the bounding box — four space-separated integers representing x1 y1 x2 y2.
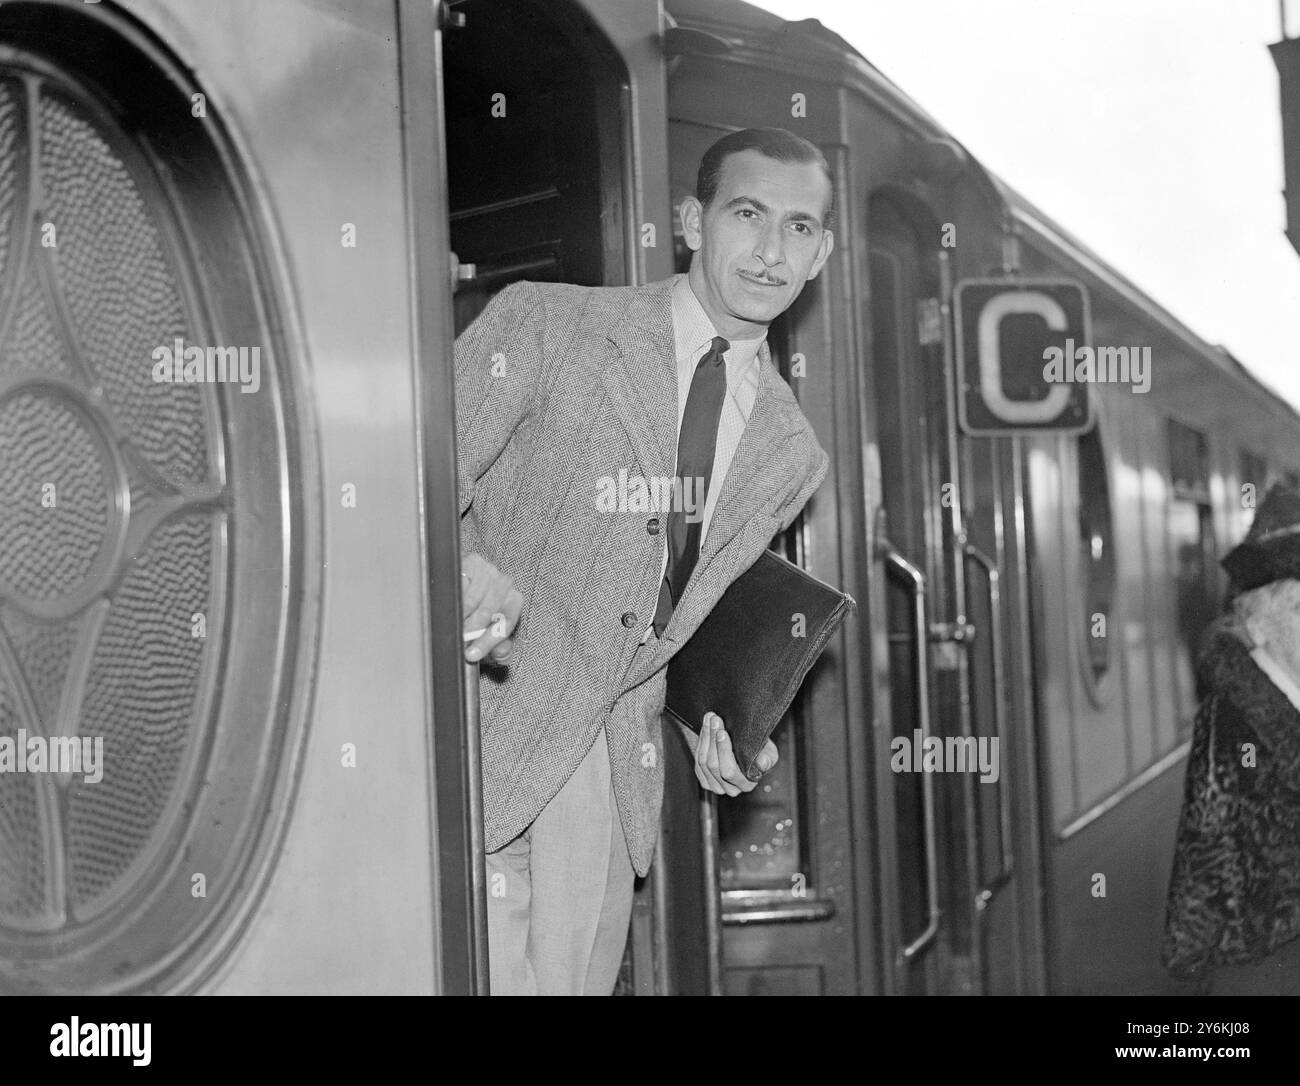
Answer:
806 229 835 280
680 196 704 252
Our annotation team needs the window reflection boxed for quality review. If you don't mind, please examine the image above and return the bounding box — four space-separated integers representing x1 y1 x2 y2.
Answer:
716 317 809 893
1078 427 1117 687
717 704 804 889
1167 420 1217 718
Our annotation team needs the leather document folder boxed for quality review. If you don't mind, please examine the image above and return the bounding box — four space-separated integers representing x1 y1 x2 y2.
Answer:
665 549 856 781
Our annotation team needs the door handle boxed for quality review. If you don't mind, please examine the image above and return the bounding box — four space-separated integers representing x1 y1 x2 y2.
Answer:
878 536 941 968
963 543 1013 906
700 792 724 995
464 656 491 995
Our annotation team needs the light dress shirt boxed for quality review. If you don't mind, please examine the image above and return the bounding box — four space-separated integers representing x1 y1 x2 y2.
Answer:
639 273 765 643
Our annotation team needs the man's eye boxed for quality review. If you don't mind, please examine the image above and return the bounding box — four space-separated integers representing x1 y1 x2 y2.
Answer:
737 208 757 220
790 222 812 236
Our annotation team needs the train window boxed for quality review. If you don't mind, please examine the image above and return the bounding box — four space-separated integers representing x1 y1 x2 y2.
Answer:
715 319 811 893
1077 426 1117 694
0 7 306 993
1168 418 1210 499
1239 448 1268 537
1167 420 1217 722
1239 448 1268 493
669 124 816 896
443 0 629 331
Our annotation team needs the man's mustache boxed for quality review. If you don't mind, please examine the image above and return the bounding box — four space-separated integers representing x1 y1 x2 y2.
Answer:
739 269 788 286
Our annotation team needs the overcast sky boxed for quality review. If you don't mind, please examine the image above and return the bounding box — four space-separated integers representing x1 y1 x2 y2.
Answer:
751 0 1300 412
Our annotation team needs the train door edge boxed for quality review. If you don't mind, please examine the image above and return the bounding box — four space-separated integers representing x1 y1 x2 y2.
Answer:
429 0 676 994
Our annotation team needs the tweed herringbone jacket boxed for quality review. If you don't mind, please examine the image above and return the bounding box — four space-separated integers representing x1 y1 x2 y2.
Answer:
1162 616 1300 980
455 277 829 876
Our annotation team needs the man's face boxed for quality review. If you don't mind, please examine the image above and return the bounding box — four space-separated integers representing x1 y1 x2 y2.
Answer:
681 149 835 340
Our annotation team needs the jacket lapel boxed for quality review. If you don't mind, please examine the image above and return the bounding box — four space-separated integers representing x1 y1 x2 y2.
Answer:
693 348 790 570
600 282 677 481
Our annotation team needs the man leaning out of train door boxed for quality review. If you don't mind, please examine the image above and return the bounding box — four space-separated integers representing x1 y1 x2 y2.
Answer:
1162 482 1300 994
453 128 834 994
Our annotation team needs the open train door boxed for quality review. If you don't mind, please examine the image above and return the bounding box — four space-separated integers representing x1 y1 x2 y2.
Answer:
438 0 684 994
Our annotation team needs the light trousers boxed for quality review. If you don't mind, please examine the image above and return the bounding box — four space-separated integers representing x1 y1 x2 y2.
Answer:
485 727 636 995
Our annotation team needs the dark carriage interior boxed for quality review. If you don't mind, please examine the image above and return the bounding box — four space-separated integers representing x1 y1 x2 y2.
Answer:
442 0 629 333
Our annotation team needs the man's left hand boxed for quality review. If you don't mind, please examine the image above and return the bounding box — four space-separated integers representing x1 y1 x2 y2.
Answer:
693 712 779 796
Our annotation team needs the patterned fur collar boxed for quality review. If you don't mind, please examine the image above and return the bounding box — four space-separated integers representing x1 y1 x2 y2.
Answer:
1198 616 1300 740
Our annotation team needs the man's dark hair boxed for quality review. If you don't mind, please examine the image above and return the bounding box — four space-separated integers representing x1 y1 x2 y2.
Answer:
696 127 835 226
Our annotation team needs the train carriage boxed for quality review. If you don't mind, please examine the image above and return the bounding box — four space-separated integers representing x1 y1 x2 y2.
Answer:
0 0 1296 995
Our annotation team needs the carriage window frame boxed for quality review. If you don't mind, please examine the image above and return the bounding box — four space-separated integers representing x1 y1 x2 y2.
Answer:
1075 417 1119 709
687 259 831 920
1239 448 1268 539
666 159 834 917
1166 418 1217 733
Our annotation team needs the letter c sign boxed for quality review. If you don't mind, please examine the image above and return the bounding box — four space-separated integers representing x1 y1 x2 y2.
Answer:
954 279 1092 435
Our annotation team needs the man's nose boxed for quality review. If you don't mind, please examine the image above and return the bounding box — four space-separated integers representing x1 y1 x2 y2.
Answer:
753 221 785 267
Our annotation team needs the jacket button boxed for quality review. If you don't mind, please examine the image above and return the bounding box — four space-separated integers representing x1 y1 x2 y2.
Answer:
646 517 661 535
621 612 637 628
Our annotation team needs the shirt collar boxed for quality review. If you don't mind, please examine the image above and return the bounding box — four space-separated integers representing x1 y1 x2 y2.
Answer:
670 273 765 387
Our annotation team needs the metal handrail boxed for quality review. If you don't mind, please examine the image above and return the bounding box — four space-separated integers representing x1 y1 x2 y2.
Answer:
964 542 1014 906
879 538 941 967
463 652 490 995
701 792 724 995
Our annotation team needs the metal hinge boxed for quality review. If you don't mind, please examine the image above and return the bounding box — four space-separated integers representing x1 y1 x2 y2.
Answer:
439 1 467 30
917 297 943 346
930 620 976 644
449 251 477 291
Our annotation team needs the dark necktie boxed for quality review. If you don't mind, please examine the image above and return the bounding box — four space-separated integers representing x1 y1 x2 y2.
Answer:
652 335 729 636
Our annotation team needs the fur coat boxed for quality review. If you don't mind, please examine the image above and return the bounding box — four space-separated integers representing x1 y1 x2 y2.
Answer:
1162 615 1300 980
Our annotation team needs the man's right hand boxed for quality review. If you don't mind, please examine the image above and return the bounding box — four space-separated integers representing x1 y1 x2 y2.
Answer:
461 553 523 665
692 712 778 796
